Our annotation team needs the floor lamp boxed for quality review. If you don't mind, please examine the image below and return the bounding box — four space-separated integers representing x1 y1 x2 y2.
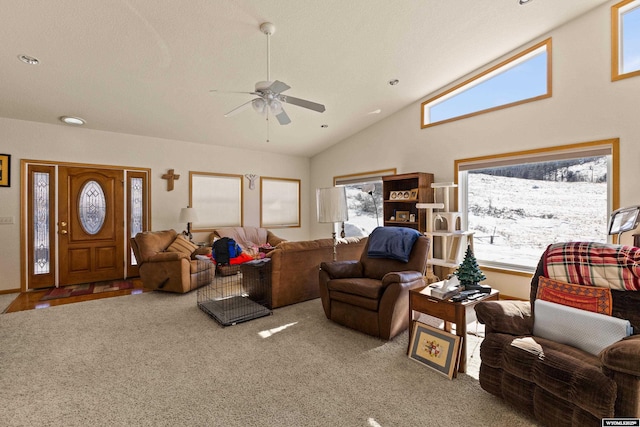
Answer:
317 187 349 261
179 206 198 242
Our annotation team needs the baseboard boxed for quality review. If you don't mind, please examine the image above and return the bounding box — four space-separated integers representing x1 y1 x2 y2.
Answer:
0 288 20 295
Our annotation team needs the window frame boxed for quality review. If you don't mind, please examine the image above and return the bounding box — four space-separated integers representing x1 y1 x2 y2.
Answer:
421 38 552 129
260 176 301 228
189 171 243 232
455 139 619 275
612 0 640 81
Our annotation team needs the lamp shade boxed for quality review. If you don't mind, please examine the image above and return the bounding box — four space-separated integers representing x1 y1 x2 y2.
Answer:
179 207 198 223
316 187 349 223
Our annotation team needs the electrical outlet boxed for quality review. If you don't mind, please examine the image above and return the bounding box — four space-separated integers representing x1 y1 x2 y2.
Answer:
0 216 15 224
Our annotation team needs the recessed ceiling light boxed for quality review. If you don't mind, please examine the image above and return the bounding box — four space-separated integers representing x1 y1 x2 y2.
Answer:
388 79 399 86
18 54 39 65
60 116 86 126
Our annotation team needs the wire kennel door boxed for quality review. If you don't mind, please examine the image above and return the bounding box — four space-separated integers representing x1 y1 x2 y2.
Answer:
197 258 272 326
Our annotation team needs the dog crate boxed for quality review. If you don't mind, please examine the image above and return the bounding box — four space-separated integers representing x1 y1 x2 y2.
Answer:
197 258 272 326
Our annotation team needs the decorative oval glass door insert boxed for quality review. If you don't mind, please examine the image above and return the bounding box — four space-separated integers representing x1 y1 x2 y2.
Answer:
79 180 106 235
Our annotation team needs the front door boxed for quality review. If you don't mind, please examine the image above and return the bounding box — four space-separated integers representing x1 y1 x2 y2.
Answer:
58 167 125 285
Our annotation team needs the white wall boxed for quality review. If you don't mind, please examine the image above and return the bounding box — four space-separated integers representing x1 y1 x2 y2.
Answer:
0 117 310 292
310 1 640 299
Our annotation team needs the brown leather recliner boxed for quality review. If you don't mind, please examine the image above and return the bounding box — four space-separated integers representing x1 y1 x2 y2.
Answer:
131 229 214 293
319 235 430 340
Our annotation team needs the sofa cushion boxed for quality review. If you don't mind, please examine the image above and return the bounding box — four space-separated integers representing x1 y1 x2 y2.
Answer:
166 235 198 256
533 299 632 356
275 240 323 251
327 277 384 299
537 276 612 315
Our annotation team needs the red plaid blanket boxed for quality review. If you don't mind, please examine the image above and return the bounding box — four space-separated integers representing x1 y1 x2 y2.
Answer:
543 242 640 291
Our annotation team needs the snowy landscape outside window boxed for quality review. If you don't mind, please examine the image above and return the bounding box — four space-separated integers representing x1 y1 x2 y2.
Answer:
334 170 394 237
457 140 618 272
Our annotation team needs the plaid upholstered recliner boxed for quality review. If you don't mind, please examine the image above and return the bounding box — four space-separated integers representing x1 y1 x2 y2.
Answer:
475 242 640 426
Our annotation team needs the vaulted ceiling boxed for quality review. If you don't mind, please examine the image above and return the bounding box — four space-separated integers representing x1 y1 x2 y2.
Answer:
0 0 610 156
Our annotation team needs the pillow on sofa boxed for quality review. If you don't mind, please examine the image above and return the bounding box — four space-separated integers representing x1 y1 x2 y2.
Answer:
537 276 612 315
166 235 198 256
533 299 632 356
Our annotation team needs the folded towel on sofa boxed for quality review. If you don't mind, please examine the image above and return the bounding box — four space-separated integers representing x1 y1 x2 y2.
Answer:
367 226 421 262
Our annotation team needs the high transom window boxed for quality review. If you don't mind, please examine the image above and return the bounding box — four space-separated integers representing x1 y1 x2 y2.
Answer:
421 38 552 128
612 0 640 81
456 139 618 273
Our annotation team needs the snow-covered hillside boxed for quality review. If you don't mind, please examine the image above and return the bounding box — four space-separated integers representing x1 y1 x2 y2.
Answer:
468 172 607 268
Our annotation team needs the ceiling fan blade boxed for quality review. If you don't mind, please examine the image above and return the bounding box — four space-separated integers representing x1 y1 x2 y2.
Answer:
224 99 257 117
210 89 260 95
267 80 291 94
275 109 291 125
280 95 325 113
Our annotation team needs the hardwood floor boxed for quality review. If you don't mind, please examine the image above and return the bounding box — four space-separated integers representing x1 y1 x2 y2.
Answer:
4 279 148 313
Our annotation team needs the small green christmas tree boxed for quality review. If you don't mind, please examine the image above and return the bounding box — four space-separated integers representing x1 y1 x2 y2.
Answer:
454 245 486 288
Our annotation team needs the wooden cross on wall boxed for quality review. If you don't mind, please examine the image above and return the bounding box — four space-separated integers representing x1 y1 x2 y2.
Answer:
161 169 180 191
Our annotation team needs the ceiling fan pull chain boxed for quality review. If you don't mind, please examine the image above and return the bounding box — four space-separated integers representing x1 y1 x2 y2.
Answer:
266 115 270 143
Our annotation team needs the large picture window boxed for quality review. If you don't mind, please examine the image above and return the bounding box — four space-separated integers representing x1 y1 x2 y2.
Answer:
190 172 243 231
260 177 300 228
421 38 551 128
334 169 396 237
612 0 640 81
456 139 619 272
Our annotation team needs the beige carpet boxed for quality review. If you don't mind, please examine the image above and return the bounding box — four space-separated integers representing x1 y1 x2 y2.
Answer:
0 291 539 426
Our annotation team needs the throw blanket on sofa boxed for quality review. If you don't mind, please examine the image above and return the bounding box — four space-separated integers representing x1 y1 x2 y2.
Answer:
367 226 421 262
543 242 640 291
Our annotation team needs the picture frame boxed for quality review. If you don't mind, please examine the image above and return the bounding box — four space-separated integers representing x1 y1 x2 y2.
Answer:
409 188 419 200
0 154 10 187
408 321 462 380
396 210 410 222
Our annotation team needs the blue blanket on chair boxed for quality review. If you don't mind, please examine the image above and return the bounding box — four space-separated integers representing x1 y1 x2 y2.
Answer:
367 226 421 262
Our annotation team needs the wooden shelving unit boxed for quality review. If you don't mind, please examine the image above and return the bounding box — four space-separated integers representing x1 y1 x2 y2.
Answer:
382 172 434 233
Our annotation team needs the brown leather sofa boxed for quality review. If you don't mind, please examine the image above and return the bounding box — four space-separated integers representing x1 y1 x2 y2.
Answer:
268 237 366 308
318 235 430 340
131 229 214 293
475 246 640 426
211 227 367 308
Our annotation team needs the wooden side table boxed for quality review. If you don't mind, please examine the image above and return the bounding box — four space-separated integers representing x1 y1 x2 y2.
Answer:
408 287 499 373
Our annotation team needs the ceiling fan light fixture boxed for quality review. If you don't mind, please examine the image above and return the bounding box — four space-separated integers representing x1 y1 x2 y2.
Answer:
252 98 266 114
270 99 283 115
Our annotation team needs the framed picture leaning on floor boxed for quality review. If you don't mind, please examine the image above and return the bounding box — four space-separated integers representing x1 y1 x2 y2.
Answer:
408 321 462 379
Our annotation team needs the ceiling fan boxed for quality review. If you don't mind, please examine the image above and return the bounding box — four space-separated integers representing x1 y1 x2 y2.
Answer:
211 22 325 126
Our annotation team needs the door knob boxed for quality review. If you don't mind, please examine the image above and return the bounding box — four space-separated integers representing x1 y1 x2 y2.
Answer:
60 230 68 235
